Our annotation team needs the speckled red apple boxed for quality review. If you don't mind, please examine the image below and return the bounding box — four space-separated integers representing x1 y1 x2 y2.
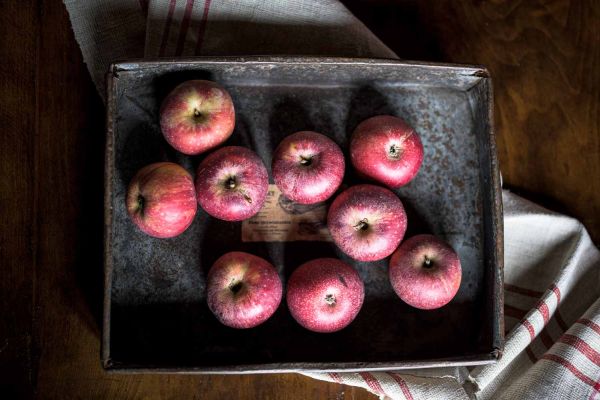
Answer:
195 146 268 221
350 115 423 188
389 234 462 310
207 251 282 329
160 80 235 155
126 162 197 238
272 131 345 204
287 258 364 333
327 184 407 262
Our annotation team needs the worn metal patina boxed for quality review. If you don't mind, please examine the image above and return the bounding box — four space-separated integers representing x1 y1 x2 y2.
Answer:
103 57 503 373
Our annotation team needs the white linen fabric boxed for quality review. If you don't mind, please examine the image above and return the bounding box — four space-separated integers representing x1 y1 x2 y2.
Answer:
63 1 600 398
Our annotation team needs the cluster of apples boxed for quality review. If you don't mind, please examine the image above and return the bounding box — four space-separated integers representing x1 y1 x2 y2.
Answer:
127 80 462 333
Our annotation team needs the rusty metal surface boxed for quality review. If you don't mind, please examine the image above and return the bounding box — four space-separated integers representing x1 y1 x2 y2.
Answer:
103 57 503 372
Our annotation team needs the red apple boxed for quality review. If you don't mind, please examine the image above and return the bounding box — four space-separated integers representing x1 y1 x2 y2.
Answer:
350 115 423 188
195 146 268 221
272 131 345 204
160 80 235 155
287 258 364 333
207 251 282 329
126 162 197 238
389 234 462 310
327 184 407 262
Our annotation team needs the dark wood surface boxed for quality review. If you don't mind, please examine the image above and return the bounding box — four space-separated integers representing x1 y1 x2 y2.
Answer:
1 0 598 399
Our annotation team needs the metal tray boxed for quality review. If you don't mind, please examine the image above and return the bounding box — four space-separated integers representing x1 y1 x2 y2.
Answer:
103 57 503 373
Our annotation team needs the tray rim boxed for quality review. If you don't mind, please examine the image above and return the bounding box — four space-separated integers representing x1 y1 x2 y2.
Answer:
102 55 504 373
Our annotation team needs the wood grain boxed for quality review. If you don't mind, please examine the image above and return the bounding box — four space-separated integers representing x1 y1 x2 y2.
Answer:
0 1 38 399
1 0 598 399
346 0 600 243
427 0 600 243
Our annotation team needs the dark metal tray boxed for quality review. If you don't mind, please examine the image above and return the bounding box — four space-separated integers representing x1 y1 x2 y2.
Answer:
103 57 503 373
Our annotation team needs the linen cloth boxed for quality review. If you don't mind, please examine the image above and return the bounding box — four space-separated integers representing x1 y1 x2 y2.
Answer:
63 1 600 398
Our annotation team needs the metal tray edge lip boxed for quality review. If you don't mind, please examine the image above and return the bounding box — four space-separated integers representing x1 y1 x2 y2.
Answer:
103 355 497 374
101 56 500 370
102 70 118 370
486 76 505 357
107 55 489 78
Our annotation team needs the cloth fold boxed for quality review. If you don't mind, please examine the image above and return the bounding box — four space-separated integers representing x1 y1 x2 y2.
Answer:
63 1 600 398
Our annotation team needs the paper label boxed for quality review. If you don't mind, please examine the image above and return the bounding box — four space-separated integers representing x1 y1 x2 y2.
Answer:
242 185 332 242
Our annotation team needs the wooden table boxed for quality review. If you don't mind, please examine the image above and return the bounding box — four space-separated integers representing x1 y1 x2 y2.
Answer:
1 0 598 398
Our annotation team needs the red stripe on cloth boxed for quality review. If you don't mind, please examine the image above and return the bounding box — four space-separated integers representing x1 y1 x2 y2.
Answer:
542 354 600 392
328 372 342 383
175 0 195 56
159 0 177 57
194 0 212 55
556 310 569 331
505 283 544 298
388 373 414 400
505 304 527 319
579 319 600 336
359 372 385 396
526 346 538 363
549 283 561 302
523 319 536 340
559 334 600 367
536 300 550 324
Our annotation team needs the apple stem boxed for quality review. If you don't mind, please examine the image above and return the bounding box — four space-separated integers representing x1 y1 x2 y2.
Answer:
226 177 237 189
325 294 336 306
193 108 201 117
423 256 433 268
388 144 401 160
243 193 253 204
137 195 145 213
299 156 312 166
353 218 369 231
229 281 243 294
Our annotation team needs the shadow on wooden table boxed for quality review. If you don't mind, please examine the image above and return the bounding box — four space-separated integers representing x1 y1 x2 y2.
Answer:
72 91 106 337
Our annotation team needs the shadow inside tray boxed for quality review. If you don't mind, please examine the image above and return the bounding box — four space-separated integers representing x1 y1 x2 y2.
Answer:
345 84 396 134
401 197 435 238
109 297 482 367
269 97 316 142
198 218 271 276
115 122 166 189
281 241 340 279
